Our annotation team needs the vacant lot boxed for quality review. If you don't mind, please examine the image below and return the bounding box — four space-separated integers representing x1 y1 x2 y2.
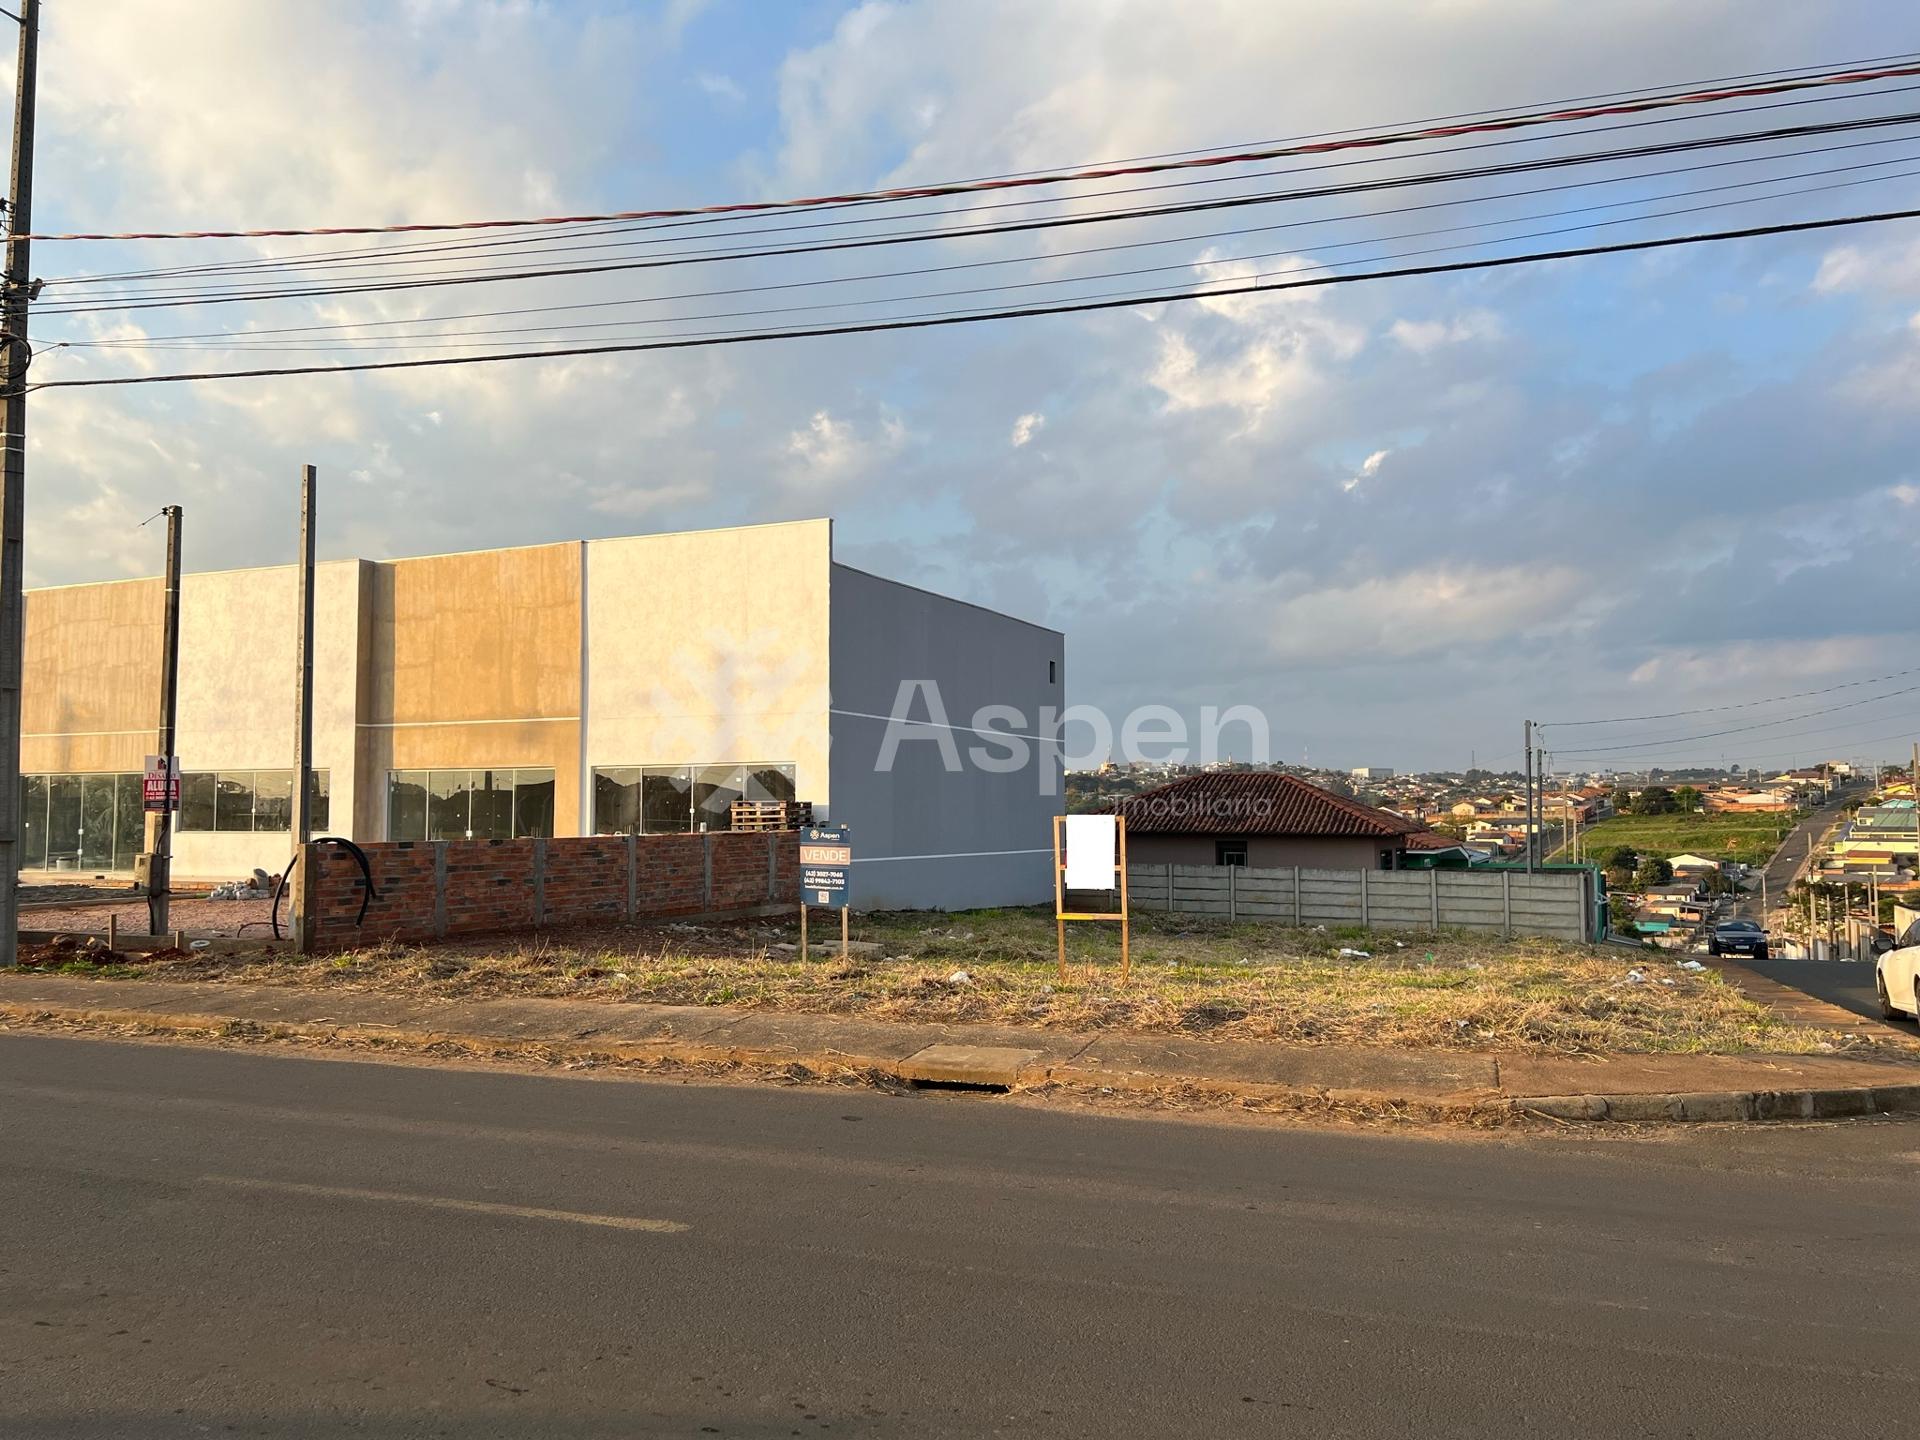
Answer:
15 905 1895 1058
1557 811 1801 866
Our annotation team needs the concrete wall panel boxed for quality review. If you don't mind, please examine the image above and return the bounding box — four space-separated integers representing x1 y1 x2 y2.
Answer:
828 564 1063 909
585 521 832 830
22 578 163 774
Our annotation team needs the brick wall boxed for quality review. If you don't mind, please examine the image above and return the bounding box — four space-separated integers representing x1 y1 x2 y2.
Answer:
303 831 799 951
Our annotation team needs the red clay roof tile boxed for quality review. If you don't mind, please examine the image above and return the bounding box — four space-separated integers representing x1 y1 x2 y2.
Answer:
1114 772 1420 839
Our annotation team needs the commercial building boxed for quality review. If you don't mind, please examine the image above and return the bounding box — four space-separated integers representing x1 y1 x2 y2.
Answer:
21 519 1064 909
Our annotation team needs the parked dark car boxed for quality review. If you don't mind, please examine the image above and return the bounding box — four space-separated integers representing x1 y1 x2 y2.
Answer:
1707 918 1769 960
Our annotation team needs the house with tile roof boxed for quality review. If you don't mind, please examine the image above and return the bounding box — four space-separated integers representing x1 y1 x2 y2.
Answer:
1113 771 1421 869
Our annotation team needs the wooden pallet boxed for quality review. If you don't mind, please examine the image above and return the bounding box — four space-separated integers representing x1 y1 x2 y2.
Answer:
728 799 813 832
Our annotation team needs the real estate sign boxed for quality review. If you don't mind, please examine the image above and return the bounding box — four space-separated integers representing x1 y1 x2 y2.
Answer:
142 754 180 813
799 823 851 908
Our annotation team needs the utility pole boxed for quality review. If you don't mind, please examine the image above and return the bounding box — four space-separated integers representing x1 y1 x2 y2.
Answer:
289 466 315 948
0 0 40 968
1523 720 1534 875
1537 746 1548 865
291 465 315 847
144 506 181 937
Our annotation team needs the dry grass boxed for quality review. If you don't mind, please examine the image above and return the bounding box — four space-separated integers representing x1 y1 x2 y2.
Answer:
19 904 1899 1059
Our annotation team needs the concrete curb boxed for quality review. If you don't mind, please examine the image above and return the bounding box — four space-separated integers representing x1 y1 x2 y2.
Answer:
8 997 1920 1126
1515 1084 1920 1123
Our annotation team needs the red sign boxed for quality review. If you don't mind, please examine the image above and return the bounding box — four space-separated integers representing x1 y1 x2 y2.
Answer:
143 755 179 813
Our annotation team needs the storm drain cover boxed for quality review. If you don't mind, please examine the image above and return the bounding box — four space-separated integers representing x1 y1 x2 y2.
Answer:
893 1044 1039 1089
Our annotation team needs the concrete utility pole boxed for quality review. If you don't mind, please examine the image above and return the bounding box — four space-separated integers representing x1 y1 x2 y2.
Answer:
289 466 315 948
144 506 181 937
291 465 315 848
0 0 40 968
1523 720 1534 875
1537 746 1548 864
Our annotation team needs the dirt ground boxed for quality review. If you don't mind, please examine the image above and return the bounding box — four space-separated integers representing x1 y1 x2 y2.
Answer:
14 905 1911 1059
19 892 280 939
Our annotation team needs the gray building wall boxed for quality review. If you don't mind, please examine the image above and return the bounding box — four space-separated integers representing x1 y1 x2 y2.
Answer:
827 564 1063 909
1126 834 1400 869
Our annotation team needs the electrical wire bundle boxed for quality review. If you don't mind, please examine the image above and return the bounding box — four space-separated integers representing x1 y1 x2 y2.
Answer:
20 52 1920 389
1535 664 1920 773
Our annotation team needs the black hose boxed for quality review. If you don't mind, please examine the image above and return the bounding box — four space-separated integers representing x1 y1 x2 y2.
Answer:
270 835 381 941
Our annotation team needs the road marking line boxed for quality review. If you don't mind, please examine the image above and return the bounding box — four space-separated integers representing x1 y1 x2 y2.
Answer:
200 1176 689 1233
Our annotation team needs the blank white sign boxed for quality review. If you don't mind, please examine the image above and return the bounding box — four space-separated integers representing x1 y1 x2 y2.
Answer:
1064 814 1118 889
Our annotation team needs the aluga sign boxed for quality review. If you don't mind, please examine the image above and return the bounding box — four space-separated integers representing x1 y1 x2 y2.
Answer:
798 823 851 909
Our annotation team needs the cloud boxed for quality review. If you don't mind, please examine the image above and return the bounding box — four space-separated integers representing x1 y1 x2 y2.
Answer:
1341 448 1388 492
1389 310 1505 353
18 0 1920 772
1245 564 1585 665
697 71 747 104
1812 239 1920 297
780 408 907 497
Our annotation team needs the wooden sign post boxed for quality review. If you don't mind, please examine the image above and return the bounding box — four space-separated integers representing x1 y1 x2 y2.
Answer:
1053 814 1130 984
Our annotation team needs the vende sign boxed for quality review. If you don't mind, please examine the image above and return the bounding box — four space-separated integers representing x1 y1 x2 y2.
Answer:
143 754 180 813
798 823 851 908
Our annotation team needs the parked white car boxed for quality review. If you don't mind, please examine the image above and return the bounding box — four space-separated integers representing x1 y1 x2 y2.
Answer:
1875 945 1920 1021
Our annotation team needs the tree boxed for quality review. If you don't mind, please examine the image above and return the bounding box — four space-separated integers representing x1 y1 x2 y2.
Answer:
1672 785 1701 813
1604 845 1639 872
1633 857 1674 888
1631 785 1677 816
1699 870 1737 896
1605 862 1637 891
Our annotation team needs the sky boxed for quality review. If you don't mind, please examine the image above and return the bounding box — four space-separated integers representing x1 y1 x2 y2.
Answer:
12 0 1920 774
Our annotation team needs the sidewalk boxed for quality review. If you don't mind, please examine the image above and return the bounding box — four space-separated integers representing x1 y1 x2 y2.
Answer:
4 971 1919 1123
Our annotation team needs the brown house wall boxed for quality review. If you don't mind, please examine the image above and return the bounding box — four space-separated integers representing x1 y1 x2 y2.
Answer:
1125 833 1399 869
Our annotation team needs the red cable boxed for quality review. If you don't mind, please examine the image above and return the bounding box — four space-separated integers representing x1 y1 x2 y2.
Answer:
15 61 1920 243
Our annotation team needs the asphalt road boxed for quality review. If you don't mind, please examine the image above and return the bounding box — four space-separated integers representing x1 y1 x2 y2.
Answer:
5 1035 1919 1438
1735 788 1861 925
1739 955 1919 1029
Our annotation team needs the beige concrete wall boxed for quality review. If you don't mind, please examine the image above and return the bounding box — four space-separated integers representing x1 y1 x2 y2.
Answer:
359 542 583 837
22 577 163 774
23 560 368 878
584 520 831 831
23 521 838 866
171 559 366 878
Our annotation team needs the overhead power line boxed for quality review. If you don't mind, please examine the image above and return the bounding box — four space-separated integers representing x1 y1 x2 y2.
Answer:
1550 682 1920 755
17 58 1920 242
34 108 1920 319
26 203 1920 392
45 130 1920 352
47 74 1920 291
1558 710 1920 765
1573 718 1920 769
52 153 1920 356
1537 660 1920 727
